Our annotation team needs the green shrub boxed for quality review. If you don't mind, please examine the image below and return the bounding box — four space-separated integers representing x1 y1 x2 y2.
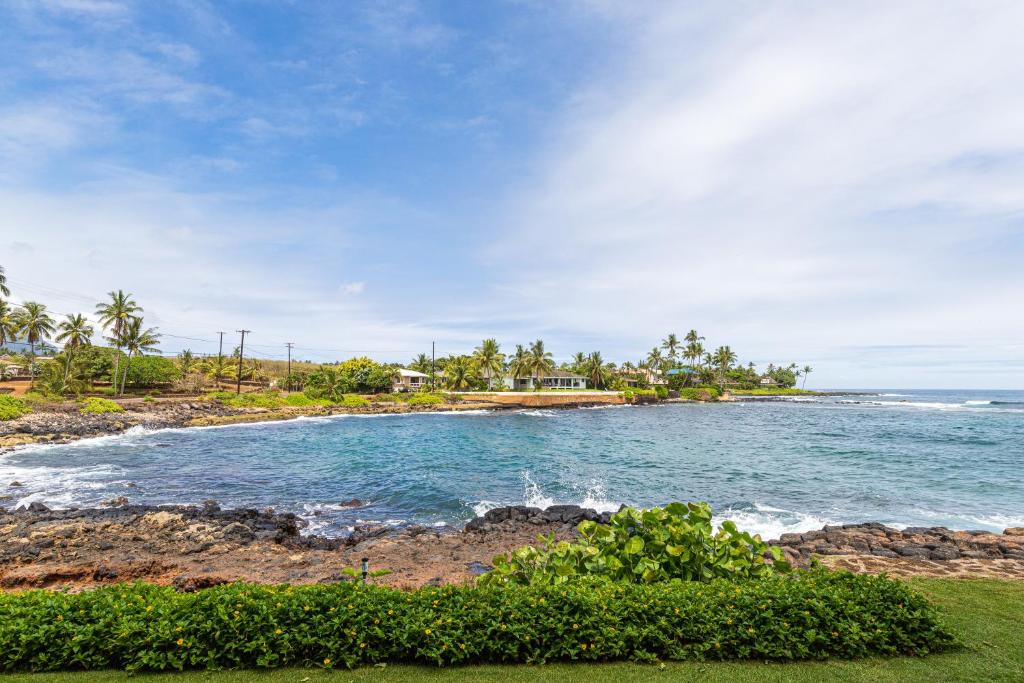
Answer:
655 385 669 399
282 393 330 408
482 503 786 587
209 391 286 409
620 388 656 403
340 394 370 407
80 397 124 414
406 392 443 406
120 356 179 388
0 395 30 421
0 572 953 672
677 386 720 401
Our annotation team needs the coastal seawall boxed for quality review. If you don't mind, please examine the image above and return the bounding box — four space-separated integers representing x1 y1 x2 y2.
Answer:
461 391 627 408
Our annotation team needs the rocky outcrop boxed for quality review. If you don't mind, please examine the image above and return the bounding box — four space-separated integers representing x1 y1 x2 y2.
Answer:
770 522 1024 566
465 504 610 532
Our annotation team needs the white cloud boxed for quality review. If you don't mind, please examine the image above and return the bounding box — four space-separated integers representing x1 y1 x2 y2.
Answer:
483 2 1024 388
340 281 366 295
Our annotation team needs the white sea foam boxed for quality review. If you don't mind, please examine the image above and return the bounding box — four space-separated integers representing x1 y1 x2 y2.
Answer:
470 471 621 518
964 400 993 405
716 502 840 540
517 409 558 417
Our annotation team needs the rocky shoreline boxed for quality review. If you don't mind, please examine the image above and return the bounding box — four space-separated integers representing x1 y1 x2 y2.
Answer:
2 502 1022 591
0 398 506 452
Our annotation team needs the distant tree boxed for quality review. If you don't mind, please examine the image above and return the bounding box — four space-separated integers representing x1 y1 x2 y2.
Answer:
661 333 680 366
55 313 94 392
118 317 161 394
528 339 555 390
0 300 18 348
409 353 431 374
95 291 141 394
582 351 612 389
0 264 9 298
713 345 738 390
16 302 55 362
507 345 531 388
801 365 813 389
177 349 196 378
443 355 479 391
646 347 665 374
473 338 504 390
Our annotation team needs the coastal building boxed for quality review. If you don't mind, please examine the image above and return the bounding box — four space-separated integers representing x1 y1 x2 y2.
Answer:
503 369 586 390
759 376 780 386
393 368 429 392
620 368 668 388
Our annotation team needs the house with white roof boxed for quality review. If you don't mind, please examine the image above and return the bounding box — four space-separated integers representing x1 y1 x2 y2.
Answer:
393 368 429 392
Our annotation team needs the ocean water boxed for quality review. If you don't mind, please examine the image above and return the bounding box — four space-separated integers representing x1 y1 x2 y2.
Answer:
2 390 1022 539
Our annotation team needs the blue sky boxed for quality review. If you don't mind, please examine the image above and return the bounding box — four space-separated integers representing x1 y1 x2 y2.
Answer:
1 1 1023 389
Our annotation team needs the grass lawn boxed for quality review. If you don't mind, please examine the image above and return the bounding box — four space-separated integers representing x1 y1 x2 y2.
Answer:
4 578 1022 683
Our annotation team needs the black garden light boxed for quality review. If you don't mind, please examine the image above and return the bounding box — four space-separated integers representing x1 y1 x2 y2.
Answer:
361 557 369 583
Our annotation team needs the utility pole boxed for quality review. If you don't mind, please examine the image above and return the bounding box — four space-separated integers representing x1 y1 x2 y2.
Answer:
235 329 250 394
216 331 225 388
431 340 435 391
285 342 294 392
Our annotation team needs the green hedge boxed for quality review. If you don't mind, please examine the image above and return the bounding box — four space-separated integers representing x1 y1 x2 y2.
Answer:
0 572 952 672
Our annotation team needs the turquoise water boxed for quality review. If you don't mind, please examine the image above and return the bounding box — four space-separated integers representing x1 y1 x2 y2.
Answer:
3 390 1023 538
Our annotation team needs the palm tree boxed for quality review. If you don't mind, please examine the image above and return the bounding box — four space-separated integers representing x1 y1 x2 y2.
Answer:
443 355 477 390
15 302 55 356
571 352 587 374
713 345 738 390
801 365 813 389
0 265 9 298
473 338 504 390
507 345 531 389
95 291 142 393
661 333 680 366
0 300 18 348
409 353 431 374
118 317 160 395
204 353 230 385
178 349 196 378
527 339 555 390
583 351 612 390
646 347 664 374
55 313 94 391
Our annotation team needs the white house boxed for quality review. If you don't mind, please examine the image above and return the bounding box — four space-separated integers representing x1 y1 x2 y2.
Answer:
503 369 587 390
393 368 429 392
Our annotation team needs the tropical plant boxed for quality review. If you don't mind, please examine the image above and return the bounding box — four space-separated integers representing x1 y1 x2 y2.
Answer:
0 264 9 298
507 344 531 388
713 345 737 390
409 353 431 375
15 301 55 357
582 351 612 389
0 300 19 348
0 395 30 421
481 502 789 587
0 574 954 671
472 338 504 390
304 366 346 402
54 313 94 393
442 355 478 391
661 333 680 366
177 349 195 378
527 339 554 390
95 291 141 394
646 347 664 373
80 397 124 414
801 364 813 389
118 317 161 395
